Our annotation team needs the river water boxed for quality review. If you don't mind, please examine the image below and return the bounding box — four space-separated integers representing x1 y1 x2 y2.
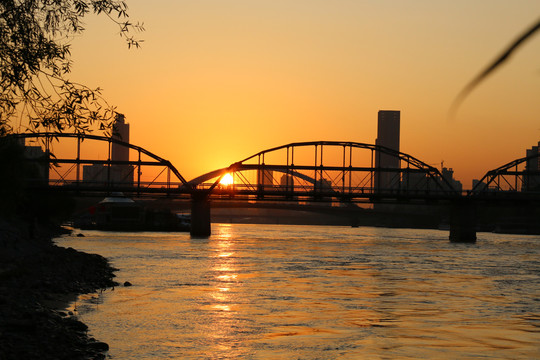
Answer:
55 224 540 359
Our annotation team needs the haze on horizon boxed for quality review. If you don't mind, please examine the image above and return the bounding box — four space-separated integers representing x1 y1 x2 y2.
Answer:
61 0 540 188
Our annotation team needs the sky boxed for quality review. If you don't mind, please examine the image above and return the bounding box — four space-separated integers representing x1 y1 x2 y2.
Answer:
68 0 540 188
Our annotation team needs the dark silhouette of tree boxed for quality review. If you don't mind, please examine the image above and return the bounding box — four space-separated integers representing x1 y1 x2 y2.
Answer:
0 0 143 136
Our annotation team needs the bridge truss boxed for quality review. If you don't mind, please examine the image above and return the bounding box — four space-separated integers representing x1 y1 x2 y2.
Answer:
11 133 190 197
11 133 540 239
190 141 458 203
470 151 540 201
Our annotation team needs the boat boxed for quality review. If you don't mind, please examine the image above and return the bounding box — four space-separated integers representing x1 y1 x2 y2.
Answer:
74 193 190 232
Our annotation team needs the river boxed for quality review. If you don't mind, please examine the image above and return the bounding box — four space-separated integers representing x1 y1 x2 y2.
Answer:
54 224 540 359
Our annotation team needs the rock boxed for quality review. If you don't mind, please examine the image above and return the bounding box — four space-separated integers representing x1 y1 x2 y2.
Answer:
76 233 85 237
63 317 88 332
123 281 132 287
87 341 110 352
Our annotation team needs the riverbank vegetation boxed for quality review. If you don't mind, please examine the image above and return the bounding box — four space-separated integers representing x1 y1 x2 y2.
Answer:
0 1 142 358
1 0 143 135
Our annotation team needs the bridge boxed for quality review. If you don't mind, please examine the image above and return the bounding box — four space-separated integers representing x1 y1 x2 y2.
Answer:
8 133 540 242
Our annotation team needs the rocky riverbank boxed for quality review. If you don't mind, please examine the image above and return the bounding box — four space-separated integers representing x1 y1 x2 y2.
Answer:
0 218 118 359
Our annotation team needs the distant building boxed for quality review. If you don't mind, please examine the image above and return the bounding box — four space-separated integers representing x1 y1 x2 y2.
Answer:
441 167 462 193
112 113 130 162
374 110 400 191
23 144 49 186
280 173 294 190
257 168 274 191
280 173 297 201
82 164 106 185
375 110 400 154
523 141 540 191
82 113 134 186
82 163 133 186
407 172 429 192
472 179 489 192
315 177 333 202
407 166 462 193
111 113 133 185
315 177 332 192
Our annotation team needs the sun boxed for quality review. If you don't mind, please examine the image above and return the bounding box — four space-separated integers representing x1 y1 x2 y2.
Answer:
219 173 234 186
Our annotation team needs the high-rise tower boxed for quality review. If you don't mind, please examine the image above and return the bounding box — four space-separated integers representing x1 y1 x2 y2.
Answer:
110 113 133 185
83 113 133 186
112 113 130 162
524 141 540 191
374 110 400 190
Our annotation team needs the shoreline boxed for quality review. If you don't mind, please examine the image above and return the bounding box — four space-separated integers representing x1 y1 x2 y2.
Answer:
0 218 118 359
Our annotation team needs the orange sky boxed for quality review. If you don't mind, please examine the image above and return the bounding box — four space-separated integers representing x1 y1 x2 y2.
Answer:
66 1 540 189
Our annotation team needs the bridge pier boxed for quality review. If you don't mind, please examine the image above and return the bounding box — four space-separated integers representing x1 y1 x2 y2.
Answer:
449 198 477 243
190 192 211 238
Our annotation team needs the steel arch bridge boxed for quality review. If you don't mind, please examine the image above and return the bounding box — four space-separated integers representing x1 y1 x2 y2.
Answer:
10 132 190 196
188 141 458 203
13 133 539 202
10 133 540 240
469 151 540 201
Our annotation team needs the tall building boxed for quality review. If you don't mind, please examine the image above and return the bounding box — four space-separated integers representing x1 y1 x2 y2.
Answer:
258 169 274 191
374 110 400 190
82 163 107 185
112 113 130 162
524 141 540 191
83 113 133 186
110 113 133 185
525 142 539 171
280 173 294 190
441 167 463 193
23 144 49 186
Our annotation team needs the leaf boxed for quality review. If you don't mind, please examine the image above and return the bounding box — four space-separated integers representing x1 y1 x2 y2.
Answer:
450 16 540 120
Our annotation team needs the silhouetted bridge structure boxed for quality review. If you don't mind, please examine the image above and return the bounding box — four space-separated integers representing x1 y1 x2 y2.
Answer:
10 133 540 241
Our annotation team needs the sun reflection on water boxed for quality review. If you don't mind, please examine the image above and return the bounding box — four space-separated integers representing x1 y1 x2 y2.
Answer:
204 224 251 357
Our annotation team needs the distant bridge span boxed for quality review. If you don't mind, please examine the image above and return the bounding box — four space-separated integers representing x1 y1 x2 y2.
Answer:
11 132 189 194
189 141 458 202
11 133 540 241
471 151 540 196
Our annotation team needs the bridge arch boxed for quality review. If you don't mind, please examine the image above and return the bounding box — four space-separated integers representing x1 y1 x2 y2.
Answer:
10 132 189 193
471 151 540 194
190 141 457 202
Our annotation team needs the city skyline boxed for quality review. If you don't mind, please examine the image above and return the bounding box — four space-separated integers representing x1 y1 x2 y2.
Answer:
52 1 540 187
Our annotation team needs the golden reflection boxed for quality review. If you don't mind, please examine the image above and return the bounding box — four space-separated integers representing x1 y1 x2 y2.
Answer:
215 224 233 241
204 224 245 356
217 274 238 282
211 304 231 312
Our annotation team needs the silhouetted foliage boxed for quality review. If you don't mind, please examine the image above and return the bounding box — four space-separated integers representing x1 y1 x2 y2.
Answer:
450 16 540 118
0 137 27 214
0 0 143 135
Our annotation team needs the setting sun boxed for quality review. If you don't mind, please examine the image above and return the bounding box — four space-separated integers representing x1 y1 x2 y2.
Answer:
219 173 234 186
